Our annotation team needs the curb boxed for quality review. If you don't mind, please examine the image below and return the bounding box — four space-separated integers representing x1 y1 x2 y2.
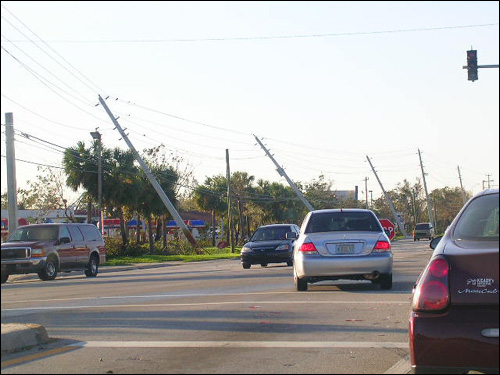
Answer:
1 323 50 353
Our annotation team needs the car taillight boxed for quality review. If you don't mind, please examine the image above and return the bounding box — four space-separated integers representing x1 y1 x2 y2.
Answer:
373 241 391 252
299 242 318 254
412 257 450 312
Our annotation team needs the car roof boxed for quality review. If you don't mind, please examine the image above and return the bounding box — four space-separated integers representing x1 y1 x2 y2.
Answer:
16 223 93 228
257 224 296 228
474 188 499 197
310 208 374 214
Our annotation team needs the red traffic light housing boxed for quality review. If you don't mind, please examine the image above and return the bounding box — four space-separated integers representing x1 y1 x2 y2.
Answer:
467 50 478 82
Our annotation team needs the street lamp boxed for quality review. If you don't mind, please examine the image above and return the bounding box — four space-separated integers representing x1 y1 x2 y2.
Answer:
90 130 103 233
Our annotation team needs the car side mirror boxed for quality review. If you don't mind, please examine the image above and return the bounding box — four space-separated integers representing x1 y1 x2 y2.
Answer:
430 236 442 250
286 232 298 240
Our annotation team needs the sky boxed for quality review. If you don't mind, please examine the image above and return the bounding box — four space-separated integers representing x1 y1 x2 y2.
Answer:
1 1 499 208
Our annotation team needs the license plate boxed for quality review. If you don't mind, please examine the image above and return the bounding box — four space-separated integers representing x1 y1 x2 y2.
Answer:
337 244 354 254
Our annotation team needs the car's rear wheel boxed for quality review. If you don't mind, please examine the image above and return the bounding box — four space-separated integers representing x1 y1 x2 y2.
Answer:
242 263 251 269
261 263 268 267
85 254 99 277
379 274 392 290
38 256 58 281
294 269 308 291
1 272 8 284
286 260 293 267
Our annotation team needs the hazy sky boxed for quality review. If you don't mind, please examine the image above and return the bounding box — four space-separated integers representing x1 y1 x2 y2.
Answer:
1 1 499 206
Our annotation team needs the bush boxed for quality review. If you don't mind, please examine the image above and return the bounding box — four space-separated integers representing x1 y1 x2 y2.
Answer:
104 237 150 257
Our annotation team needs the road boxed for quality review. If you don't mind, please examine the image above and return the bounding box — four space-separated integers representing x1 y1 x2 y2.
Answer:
1 238 433 374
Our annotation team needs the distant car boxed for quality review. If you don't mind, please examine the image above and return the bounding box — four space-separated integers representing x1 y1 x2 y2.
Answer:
413 222 435 241
1 223 106 283
240 224 300 269
293 209 393 291
409 189 499 374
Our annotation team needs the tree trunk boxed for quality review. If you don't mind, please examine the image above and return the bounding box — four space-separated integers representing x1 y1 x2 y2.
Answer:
119 208 128 246
147 216 154 253
211 210 216 247
238 199 245 241
87 198 92 224
162 215 167 249
136 214 141 244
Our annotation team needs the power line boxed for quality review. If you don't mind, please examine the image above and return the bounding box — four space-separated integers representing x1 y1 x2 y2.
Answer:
6 23 498 43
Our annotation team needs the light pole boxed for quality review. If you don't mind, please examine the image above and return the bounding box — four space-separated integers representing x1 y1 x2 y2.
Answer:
90 130 103 233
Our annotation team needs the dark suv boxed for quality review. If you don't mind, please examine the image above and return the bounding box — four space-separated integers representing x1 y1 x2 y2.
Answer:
241 224 300 269
413 222 435 241
1 223 106 283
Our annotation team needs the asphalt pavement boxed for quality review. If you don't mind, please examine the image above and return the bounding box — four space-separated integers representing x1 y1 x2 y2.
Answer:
1 261 180 353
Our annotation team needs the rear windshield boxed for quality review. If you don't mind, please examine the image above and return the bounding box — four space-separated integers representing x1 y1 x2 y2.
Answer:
7 226 58 242
250 226 292 241
415 223 431 230
305 211 382 234
454 193 499 241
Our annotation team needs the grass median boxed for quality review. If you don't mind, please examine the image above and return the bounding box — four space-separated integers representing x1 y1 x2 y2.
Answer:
103 247 242 266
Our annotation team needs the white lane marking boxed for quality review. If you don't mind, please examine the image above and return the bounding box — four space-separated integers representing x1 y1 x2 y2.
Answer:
71 341 408 349
1 300 409 313
1 290 411 305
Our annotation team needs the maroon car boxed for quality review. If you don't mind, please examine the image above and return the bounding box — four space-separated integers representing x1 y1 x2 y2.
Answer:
409 189 499 374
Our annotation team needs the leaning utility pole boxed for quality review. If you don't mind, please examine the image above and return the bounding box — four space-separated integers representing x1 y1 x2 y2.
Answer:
226 149 235 253
366 155 408 237
457 166 467 205
254 135 314 211
364 177 369 209
418 149 434 228
5 112 18 233
98 95 200 250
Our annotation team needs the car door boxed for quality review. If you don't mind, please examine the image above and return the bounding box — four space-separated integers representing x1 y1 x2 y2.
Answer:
56 225 76 269
68 225 88 267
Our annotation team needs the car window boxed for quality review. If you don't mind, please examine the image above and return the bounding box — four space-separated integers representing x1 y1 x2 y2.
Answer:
250 226 291 241
8 226 58 241
416 224 430 230
305 212 382 233
454 193 499 241
59 226 71 240
79 225 102 242
68 225 84 242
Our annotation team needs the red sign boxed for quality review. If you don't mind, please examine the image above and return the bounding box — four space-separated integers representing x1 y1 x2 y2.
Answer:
379 219 395 240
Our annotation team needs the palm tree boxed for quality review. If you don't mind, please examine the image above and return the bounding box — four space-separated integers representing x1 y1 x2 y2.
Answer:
194 175 227 246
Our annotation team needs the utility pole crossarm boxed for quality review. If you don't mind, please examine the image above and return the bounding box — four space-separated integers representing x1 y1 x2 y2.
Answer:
98 95 200 250
254 135 314 212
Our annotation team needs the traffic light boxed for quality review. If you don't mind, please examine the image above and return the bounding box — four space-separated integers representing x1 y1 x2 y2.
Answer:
467 50 478 82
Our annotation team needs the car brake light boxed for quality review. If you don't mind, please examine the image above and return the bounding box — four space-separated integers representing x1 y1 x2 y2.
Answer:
374 241 391 252
299 242 318 254
412 257 450 312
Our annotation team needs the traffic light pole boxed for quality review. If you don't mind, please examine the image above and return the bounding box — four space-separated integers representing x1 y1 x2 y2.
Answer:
463 49 499 81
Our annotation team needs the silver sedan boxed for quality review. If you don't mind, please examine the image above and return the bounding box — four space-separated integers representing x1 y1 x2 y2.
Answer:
291 209 393 291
